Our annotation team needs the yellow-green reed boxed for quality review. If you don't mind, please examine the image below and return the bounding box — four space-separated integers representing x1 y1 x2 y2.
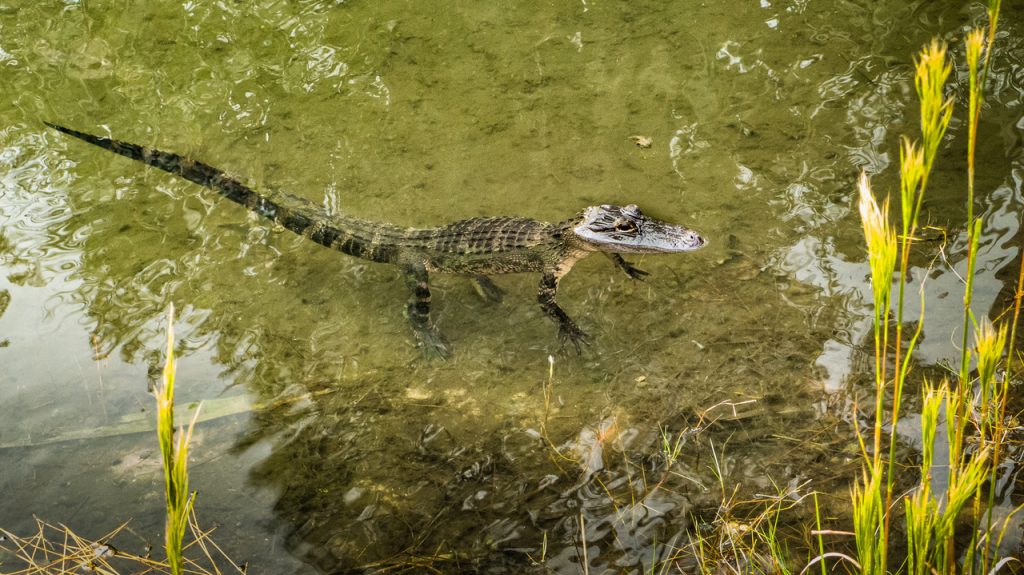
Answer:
958 24 989 389
892 38 952 431
854 172 899 572
965 28 984 222
887 43 955 559
851 27 996 575
852 38 954 572
903 382 942 575
892 39 952 389
975 316 1011 572
156 303 200 575
897 138 925 236
813 493 826 575
851 463 884 575
903 380 993 575
857 173 897 400
939 385 992 574
892 137 928 430
1006 249 1024 385
960 4 1013 572
913 41 954 178
850 4 1024 573
975 319 1008 435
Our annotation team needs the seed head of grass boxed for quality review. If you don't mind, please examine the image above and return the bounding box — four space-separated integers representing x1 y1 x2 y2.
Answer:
918 381 944 477
857 173 897 319
966 28 985 78
898 137 926 234
913 40 953 163
975 317 1007 391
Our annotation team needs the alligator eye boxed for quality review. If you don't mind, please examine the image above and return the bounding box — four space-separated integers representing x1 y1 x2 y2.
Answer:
615 221 637 233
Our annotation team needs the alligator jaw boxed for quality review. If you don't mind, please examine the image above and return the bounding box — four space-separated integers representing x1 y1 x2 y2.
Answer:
572 204 706 254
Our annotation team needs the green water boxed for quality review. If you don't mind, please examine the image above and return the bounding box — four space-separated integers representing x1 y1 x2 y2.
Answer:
1 1 1022 573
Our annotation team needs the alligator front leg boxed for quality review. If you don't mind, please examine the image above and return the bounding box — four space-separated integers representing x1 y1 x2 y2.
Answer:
606 253 649 280
537 271 590 353
402 263 450 359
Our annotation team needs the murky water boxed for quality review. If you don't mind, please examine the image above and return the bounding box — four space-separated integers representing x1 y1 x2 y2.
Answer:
1 1 1022 573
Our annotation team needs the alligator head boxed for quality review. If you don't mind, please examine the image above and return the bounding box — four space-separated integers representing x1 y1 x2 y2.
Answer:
572 204 706 253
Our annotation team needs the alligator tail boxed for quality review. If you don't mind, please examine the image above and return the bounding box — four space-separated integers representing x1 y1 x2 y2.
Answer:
45 122 284 221
46 122 404 263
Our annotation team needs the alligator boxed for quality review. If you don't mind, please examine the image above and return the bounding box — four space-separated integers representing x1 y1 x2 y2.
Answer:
46 123 706 358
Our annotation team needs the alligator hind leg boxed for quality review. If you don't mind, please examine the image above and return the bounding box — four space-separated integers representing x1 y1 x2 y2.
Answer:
402 263 450 359
537 271 590 353
471 275 504 303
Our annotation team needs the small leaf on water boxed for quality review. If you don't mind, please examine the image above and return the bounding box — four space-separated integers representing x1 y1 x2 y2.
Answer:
630 135 653 148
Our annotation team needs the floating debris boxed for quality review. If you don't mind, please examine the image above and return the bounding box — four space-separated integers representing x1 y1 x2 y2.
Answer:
630 135 653 148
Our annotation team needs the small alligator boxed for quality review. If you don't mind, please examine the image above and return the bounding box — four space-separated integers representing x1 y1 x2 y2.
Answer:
46 123 706 358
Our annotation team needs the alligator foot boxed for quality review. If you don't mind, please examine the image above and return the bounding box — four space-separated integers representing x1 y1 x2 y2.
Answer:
402 263 450 360
471 275 504 304
620 261 649 280
414 327 451 360
538 270 591 354
607 253 649 280
557 320 591 354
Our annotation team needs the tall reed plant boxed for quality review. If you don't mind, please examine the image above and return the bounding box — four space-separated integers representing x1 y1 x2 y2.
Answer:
850 34 953 571
849 2 1023 573
156 303 201 575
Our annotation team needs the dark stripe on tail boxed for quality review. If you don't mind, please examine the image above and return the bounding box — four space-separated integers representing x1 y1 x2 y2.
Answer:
46 123 281 220
44 123 392 261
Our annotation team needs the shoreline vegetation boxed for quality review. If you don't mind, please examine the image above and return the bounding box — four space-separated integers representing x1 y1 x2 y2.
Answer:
0 305 242 575
2 2 1022 573
841 2 1024 574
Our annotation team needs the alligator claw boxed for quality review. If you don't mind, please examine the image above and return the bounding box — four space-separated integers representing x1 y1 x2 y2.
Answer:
607 253 649 281
621 263 649 281
557 321 591 354
415 328 451 360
